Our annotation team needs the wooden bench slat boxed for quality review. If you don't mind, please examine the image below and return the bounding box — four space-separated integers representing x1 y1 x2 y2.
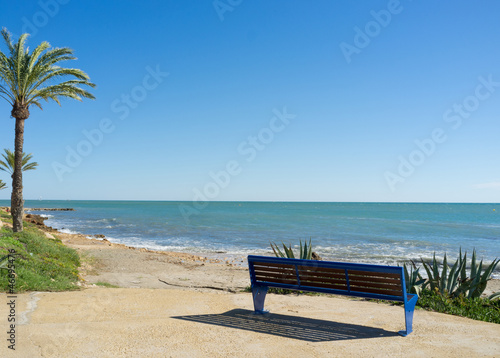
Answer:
298 269 346 278
348 276 402 286
349 283 403 296
348 270 401 279
300 281 348 291
299 271 346 279
253 262 297 269
297 266 346 275
255 273 297 281
298 275 347 285
253 266 296 275
349 286 403 297
255 277 298 285
350 283 403 293
350 284 403 295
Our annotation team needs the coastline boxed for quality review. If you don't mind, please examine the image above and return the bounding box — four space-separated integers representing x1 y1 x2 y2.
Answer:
21 210 500 296
13 201 499 269
23 210 251 291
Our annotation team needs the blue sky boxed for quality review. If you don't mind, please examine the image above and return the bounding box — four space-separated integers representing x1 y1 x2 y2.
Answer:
0 0 499 202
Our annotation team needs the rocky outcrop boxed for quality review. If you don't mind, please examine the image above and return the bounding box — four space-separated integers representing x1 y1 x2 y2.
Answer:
24 213 47 226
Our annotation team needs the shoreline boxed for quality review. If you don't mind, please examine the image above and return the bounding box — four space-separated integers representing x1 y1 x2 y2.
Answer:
13 203 500 271
25 211 251 291
19 210 500 296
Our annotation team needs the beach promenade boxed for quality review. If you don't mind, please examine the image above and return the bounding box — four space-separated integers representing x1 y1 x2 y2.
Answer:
1 226 499 357
2 287 499 357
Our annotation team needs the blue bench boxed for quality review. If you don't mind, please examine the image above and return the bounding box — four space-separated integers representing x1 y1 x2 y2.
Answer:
248 255 417 336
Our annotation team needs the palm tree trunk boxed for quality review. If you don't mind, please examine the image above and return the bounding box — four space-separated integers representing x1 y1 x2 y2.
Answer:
11 117 25 232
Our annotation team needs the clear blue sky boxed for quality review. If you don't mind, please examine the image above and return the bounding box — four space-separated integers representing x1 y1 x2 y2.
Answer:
0 0 499 202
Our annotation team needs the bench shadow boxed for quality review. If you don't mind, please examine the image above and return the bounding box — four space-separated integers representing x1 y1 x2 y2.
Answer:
172 309 396 342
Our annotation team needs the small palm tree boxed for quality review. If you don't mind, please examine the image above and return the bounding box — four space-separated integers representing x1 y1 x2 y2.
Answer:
0 149 38 177
0 28 95 232
0 180 6 190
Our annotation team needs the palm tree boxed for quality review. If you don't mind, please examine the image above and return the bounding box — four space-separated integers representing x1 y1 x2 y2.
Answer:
0 149 38 176
0 28 95 232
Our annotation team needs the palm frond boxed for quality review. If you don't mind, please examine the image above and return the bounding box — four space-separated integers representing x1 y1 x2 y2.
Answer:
0 148 38 175
1 28 16 55
0 28 95 109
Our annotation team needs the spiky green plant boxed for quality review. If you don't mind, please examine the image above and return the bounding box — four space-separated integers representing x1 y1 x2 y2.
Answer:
421 249 499 299
270 239 313 260
421 252 469 298
0 28 95 232
0 149 38 176
403 261 426 297
467 249 499 299
0 180 6 190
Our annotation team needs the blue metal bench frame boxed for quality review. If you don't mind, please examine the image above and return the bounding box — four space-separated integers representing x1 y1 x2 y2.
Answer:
248 255 417 336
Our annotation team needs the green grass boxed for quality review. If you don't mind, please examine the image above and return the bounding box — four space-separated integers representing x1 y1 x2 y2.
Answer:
0 211 81 292
417 289 500 324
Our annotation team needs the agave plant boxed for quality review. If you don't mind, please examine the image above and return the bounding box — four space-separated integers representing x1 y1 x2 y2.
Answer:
270 239 313 260
403 261 426 297
421 252 469 298
466 249 499 299
421 249 499 299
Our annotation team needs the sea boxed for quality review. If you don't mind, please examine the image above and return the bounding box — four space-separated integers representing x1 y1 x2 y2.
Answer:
2 200 499 273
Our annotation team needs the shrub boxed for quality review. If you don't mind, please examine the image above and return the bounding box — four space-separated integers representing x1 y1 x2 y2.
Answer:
0 215 81 292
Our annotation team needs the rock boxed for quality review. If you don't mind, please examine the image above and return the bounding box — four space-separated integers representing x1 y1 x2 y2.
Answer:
24 213 46 226
312 252 322 261
93 234 106 239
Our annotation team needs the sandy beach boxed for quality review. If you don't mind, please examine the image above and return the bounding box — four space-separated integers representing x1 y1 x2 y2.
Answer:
1 217 499 357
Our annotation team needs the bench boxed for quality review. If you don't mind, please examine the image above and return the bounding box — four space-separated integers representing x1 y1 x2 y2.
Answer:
247 255 417 336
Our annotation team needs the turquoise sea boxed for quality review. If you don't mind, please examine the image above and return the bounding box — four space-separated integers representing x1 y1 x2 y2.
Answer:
2 201 499 273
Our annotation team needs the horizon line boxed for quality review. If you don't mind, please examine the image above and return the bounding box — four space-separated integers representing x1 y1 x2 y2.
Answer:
0 199 498 205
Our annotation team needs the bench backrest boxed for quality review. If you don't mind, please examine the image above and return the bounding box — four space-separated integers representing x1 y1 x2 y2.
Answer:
248 255 408 302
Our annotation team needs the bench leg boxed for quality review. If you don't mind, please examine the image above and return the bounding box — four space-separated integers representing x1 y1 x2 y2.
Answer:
252 286 269 314
399 294 418 336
